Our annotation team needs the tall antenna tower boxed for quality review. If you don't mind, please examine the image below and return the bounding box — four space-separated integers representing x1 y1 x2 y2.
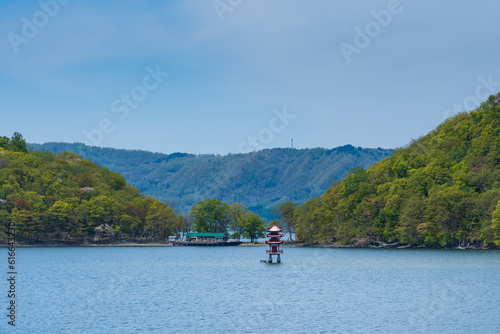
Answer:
291 139 294 149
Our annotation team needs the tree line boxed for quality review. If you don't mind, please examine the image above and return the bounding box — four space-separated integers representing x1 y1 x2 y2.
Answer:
13 93 498 250
30 141 392 220
0 133 278 244
290 95 500 248
189 199 266 242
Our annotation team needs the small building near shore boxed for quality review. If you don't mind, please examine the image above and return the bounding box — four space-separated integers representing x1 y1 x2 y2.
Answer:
186 233 229 242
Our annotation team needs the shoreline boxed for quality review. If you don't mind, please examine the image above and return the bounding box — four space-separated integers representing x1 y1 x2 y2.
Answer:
0 243 174 247
0 242 498 250
0 242 268 248
286 242 499 251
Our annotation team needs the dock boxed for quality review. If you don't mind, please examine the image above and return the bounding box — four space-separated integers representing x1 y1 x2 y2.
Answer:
172 241 242 246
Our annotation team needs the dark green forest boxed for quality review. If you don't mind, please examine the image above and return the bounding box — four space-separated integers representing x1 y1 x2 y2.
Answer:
293 94 500 249
30 142 392 219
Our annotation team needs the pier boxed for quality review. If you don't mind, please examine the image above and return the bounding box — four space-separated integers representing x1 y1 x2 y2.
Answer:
172 240 242 246
172 232 241 246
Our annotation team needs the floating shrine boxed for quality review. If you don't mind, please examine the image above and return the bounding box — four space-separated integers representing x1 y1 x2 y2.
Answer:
264 224 283 264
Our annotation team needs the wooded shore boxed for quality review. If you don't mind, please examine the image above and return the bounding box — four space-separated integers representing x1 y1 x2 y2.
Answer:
0 242 268 247
1 241 497 249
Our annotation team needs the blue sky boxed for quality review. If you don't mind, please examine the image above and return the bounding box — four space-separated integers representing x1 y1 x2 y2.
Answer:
1 0 500 154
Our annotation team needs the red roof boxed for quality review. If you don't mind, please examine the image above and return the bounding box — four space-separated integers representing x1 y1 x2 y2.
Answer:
267 224 282 232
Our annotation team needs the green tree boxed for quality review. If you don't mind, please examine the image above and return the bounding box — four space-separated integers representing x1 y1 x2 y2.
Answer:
191 199 230 233
11 208 40 243
9 132 28 153
49 200 72 232
273 202 297 241
295 198 322 243
145 201 176 241
0 136 9 149
175 214 192 239
491 200 500 246
395 196 426 245
242 213 266 242
229 202 249 240
342 167 369 197
109 171 126 190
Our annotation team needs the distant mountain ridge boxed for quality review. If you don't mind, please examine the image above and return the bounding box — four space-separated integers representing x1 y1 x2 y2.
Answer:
30 142 393 219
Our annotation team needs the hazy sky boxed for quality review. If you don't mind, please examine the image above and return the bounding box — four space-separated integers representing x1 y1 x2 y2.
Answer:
1 0 500 154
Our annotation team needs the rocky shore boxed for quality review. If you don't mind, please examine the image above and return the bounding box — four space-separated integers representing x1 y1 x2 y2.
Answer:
286 240 498 250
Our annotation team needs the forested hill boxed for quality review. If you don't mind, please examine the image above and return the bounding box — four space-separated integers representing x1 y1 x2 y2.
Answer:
294 94 500 249
29 143 392 219
0 135 180 244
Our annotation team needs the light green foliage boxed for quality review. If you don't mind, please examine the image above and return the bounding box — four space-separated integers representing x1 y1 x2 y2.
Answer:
294 93 500 248
145 200 176 241
191 199 231 233
229 202 249 240
492 200 500 246
295 197 322 243
0 136 179 244
191 199 267 239
242 213 266 242
6 132 27 153
273 202 297 241
108 171 126 190
0 136 9 149
342 167 369 197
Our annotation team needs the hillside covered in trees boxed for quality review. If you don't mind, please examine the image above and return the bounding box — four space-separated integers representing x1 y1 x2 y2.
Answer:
29 143 392 219
0 133 182 244
0 133 276 244
294 94 500 249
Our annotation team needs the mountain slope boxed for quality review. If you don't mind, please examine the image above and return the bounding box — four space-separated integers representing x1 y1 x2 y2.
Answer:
294 94 500 248
0 142 179 244
29 143 392 219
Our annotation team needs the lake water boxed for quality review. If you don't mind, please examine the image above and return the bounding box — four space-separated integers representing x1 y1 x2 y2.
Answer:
3 246 500 333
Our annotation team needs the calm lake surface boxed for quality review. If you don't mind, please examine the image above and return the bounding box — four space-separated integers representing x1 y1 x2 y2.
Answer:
4 246 500 333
